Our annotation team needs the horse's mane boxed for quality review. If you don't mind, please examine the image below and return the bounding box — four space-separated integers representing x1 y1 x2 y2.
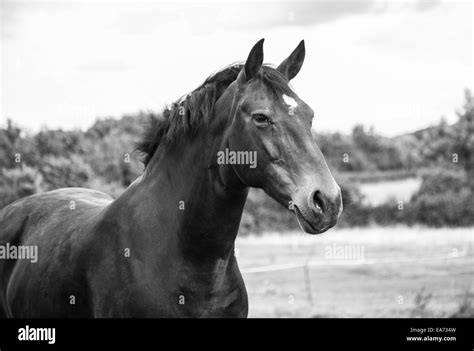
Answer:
137 63 291 166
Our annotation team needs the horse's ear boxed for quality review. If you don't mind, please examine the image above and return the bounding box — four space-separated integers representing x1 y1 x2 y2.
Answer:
277 40 305 81
237 38 264 85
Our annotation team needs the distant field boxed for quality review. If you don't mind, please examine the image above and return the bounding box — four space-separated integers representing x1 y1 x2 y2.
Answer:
236 227 474 318
358 177 422 206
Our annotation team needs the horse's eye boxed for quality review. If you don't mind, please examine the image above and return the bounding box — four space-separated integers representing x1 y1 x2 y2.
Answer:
252 113 272 126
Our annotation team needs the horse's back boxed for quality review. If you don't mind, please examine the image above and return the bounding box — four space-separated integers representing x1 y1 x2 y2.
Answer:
0 187 112 244
0 188 113 317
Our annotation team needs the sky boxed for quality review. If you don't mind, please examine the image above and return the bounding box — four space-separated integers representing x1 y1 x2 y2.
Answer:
1 0 472 136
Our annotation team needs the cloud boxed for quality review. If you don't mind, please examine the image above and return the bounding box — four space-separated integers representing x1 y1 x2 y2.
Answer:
414 0 442 12
77 60 130 73
1 0 471 136
107 1 378 35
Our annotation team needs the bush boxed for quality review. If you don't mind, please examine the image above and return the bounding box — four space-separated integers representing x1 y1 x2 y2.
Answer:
413 168 467 199
409 168 474 227
410 188 474 227
0 166 43 208
39 155 92 191
449 290 474 318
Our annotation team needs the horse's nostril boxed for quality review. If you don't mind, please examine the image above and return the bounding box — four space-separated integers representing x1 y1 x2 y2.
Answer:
311 190 326 214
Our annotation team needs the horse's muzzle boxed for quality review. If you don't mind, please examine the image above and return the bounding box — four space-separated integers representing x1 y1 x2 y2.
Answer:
292 187 343 235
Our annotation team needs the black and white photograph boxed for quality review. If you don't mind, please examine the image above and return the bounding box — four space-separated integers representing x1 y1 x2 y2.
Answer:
0 0 473 348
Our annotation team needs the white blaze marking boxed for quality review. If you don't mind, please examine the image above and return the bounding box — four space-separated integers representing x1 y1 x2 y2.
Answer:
282 94 298 108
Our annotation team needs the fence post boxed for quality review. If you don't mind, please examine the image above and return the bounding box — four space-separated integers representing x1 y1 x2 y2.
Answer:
303 264 313 307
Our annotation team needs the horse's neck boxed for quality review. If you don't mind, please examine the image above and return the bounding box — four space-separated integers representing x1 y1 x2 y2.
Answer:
110 134 249 268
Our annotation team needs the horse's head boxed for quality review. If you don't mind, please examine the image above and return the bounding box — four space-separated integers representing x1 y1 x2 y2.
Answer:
216 39 342 234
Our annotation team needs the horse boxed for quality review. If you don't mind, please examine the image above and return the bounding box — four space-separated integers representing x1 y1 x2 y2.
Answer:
0 39 342 318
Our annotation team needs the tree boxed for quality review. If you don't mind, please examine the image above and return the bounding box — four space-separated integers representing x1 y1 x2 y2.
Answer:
38 155 92 190
0 166 42 208
0 119 22 169
452 89 474 185
420 89 474 187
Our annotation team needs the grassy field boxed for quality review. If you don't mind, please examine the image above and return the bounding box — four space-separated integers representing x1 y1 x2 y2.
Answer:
236 227 474 318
